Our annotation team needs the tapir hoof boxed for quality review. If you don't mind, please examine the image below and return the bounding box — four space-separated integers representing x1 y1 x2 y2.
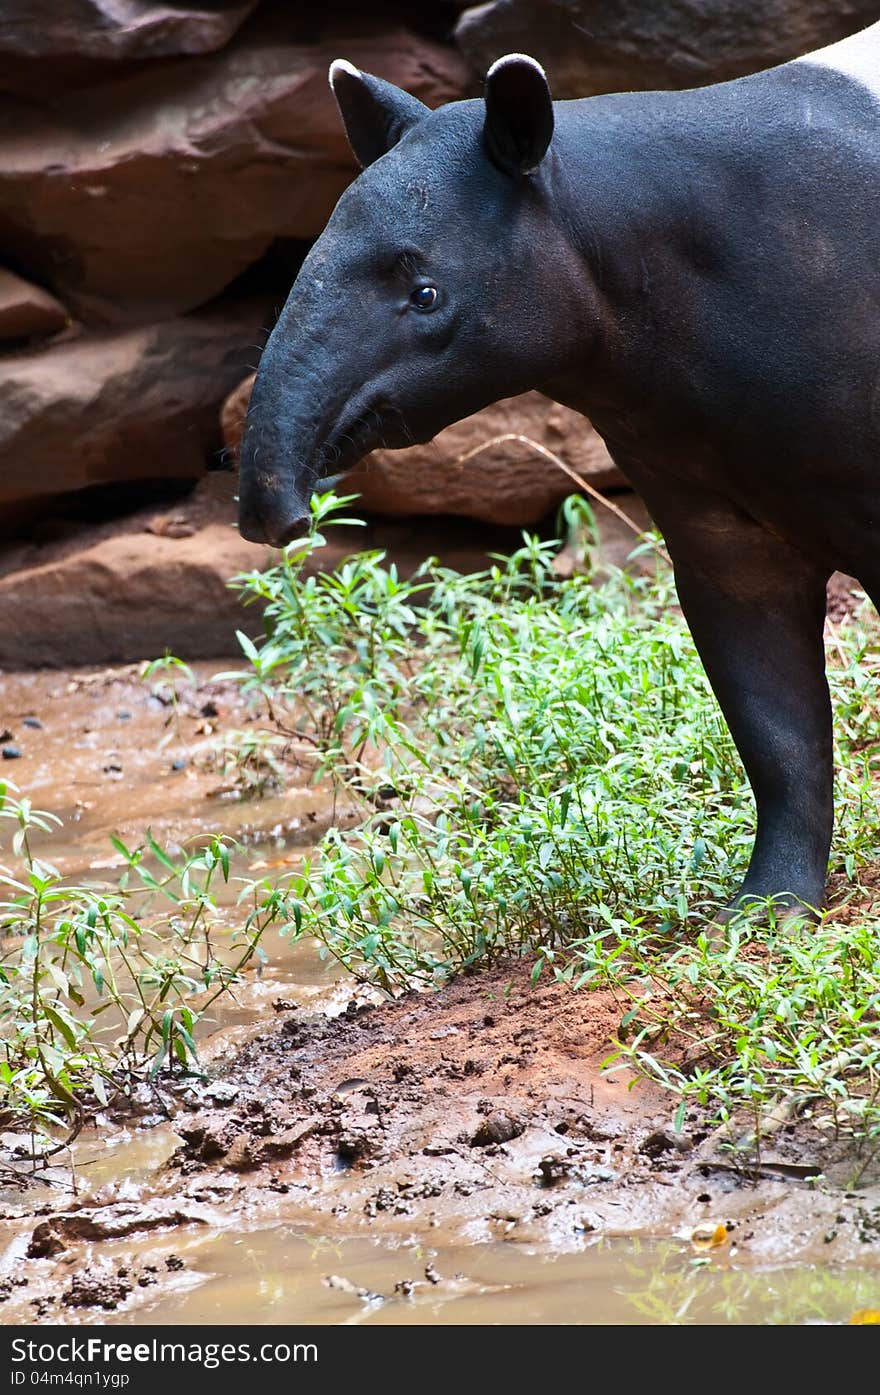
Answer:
707 893 819 945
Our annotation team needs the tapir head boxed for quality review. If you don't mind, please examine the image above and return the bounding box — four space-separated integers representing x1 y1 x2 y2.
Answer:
239 54 584 546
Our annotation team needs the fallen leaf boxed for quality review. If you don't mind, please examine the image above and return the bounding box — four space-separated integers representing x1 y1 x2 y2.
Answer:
691 1222 728 1249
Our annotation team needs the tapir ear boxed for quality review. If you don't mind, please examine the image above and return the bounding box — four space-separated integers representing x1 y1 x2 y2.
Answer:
483 53 553 177
330 59 429 168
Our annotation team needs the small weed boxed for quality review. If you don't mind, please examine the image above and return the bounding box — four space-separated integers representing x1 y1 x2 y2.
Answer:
140 650 196 744
0 784 288 1154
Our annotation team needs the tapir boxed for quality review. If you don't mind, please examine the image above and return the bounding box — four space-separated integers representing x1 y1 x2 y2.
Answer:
238 21 880 919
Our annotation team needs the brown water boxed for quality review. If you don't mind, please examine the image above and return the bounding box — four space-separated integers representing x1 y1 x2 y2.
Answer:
128 1231 880 1326
2 663 880 1326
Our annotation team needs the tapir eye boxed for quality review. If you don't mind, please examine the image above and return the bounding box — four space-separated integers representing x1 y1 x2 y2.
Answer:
409 284 439 312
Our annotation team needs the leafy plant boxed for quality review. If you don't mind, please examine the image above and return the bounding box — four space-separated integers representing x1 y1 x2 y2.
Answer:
0 783 287 1154
223 493 880 1156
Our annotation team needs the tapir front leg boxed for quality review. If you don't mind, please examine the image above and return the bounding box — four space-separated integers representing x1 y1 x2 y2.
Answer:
643 486 834 914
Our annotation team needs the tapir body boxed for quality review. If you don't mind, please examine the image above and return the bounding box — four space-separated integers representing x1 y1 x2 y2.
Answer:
239 22 880 917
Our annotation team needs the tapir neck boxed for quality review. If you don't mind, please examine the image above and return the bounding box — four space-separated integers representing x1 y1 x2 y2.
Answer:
543 60 878 487
540 77 800 475
543 92 724 434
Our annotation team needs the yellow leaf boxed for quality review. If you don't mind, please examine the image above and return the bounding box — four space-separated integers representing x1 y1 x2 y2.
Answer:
691 1222 728 1249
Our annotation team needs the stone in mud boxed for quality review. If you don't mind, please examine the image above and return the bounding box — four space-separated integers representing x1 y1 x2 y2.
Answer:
176 1121 230 1163
336 1130 372 1163
534 1153 571 1185
470 1110 525 1147
259 1122 318 1160
62 1270 132 1311
28 1201 210 1256
201 1080 240 1105
640 1127 693 1159
223 1134 259 1172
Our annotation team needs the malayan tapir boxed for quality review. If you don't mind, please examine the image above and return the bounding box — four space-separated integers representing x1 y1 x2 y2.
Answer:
238 20 880 920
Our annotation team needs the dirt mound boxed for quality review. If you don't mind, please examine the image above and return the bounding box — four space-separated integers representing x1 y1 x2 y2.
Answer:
169 959 880 1262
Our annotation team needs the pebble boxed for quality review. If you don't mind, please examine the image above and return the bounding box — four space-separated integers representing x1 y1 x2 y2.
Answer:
171 758 187 772
21 717 42 730
1 746 21 760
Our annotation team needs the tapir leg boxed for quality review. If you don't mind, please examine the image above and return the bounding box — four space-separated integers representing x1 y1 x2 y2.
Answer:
637 484 833 913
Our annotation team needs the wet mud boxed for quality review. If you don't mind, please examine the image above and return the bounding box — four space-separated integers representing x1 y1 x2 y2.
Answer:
1 662 879 1325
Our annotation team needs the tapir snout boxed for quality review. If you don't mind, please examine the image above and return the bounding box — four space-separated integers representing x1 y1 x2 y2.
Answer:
237 474 310 548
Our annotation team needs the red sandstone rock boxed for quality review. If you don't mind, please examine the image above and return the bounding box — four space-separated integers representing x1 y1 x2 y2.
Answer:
455 0 880 98
0 1 257 63
0 474 525 667
0 300 269 505
0 17 469 325
0 269 67 342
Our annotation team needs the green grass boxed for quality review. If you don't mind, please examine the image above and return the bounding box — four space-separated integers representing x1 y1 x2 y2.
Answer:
224 493 880 1162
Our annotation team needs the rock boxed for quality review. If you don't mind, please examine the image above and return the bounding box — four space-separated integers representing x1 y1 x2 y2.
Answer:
0 1 258 64
223 375 623 526
455 1 880 98
0 475 274 667
471 1110 525 1147
640 1127 693 1159
0 269 67 342
0 16 469 324
359 395 622 524
0 299 268 506
202 1081 240 1105
534 1153 571 1184
223 1134 259 1172
0 473 525 667
220 374 258 460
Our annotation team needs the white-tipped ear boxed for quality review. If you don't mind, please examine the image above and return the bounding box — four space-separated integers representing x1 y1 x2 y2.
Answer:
329 58 361 88
484 52 553 177
329 58 429 169
486 53 548 81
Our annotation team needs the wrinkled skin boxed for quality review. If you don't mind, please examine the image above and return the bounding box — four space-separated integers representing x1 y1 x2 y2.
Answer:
239 29 880 917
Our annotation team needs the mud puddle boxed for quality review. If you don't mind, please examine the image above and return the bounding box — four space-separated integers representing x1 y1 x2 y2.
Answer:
54 1226 880 1327
1 663 880 1326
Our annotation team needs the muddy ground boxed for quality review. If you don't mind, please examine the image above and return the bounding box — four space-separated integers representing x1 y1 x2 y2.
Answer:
1 650 879 1324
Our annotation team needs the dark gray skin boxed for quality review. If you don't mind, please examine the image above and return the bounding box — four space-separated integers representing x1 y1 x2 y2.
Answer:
239 37 880 917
